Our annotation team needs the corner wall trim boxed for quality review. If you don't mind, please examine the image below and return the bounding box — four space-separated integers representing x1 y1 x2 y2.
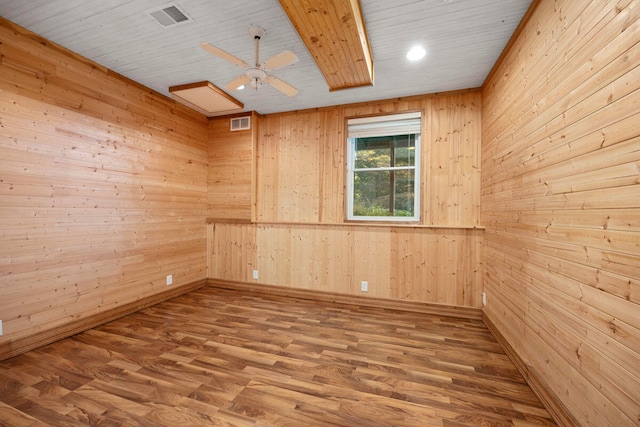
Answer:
482 313 579 427
208 279 482 320
0 279 207 362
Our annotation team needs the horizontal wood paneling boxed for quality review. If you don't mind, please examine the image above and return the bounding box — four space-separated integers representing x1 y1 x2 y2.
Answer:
0 17 209 359
0 279 206 361
208 222 483 307
482 0 640 426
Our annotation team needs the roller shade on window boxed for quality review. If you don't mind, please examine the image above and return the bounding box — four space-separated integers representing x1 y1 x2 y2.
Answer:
348 112 421 138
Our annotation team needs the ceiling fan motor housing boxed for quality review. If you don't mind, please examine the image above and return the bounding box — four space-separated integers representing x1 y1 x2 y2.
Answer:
249 26 265 39
246 68 267 88
201 25 298 96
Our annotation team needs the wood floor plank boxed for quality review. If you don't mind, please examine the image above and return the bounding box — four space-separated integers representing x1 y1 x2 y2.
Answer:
0 400 50 427
0 286 557 426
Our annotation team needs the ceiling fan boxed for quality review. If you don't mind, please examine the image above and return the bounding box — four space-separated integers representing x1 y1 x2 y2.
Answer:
201 26 299 97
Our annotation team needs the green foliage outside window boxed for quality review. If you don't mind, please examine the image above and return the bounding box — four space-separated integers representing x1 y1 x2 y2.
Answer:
352 134 416 218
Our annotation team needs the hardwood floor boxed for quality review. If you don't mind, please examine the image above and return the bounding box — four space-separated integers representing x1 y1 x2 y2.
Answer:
0 286 557 426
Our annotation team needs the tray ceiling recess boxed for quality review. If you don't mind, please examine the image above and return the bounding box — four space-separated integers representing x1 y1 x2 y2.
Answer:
169 81 244 117
278 0 374 91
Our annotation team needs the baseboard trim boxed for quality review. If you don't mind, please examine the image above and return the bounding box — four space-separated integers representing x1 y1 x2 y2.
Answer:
0 279 207 362
482 313 579 427
207 279 482 320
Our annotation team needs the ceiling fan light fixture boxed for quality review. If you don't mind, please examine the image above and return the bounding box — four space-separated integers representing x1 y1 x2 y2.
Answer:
407 46 426 61
201 26 299 97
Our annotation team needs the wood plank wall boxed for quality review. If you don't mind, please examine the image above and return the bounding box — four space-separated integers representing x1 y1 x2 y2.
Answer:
207 112 259 220
209 223 483 306
481 1 640 426
208 91 484 307
0 18 209 358
255 92 481 225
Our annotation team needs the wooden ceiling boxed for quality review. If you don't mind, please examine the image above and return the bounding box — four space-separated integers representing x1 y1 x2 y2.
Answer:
0 1 533 115
279 0 374 91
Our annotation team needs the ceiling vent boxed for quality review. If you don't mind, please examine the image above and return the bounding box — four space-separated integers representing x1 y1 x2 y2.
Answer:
147 3 192 28
230 116 251 131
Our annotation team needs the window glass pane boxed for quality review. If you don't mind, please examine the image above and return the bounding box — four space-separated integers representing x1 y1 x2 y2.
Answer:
354 137 391 169
347 112 420 221
354 135 415 169
353 169 415 217
393 135 416 167
392 169 415 215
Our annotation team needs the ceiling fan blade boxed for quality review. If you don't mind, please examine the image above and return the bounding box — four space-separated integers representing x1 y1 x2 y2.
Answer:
266 75 298 97
262 50 298 70
200 42 248 67
226 75 251 91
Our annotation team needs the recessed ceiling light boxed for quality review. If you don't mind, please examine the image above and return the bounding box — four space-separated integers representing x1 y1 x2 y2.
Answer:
237 85 245 90
407 46 426 61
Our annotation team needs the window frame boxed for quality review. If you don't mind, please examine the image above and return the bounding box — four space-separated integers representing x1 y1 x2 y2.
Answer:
346 112 422 222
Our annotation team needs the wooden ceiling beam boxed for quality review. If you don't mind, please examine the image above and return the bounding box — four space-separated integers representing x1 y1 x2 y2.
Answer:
279 0 374 91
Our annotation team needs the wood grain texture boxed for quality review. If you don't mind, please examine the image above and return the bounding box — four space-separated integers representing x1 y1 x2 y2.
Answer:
207 112 259 220
207 91 483 308
278 0 374 91
0 18 209 357
208 222 483 307
209 279 483 320
0 285 557 426
0 280 206 362
481 1 640 426
254 90 482 225
483 313 579 427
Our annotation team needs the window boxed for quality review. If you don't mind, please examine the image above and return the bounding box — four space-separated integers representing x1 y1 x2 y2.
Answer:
346 112 421 221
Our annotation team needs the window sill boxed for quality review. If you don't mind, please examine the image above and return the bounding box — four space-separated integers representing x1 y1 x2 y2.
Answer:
207 218 484 230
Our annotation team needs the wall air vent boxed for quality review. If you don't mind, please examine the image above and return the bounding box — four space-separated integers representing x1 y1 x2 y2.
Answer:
147 3 192 28
230 116 251 131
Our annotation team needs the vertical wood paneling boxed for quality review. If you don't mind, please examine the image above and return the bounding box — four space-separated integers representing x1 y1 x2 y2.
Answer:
257 224 291 287
209 222 257 282
208 223 483 307
207 112 257 220
352 227 391 299
255 91 482 226
429 94 482 226
482 0 640 425
0 18 208 352
256 110 323 223
211 91 484 309
318 108 347 223
207 91 483 309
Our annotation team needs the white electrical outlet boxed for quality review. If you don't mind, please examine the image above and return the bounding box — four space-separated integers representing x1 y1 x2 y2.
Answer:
166 275 173 285
0 320 3 336
361 281 368 292
482 292 487 306
252 270 259 280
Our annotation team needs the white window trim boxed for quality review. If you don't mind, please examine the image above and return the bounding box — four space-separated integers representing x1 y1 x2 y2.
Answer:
346 112 421 222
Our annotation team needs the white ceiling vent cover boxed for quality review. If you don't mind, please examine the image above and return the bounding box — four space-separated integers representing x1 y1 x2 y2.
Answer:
147 3 192 28
230 117 251 131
